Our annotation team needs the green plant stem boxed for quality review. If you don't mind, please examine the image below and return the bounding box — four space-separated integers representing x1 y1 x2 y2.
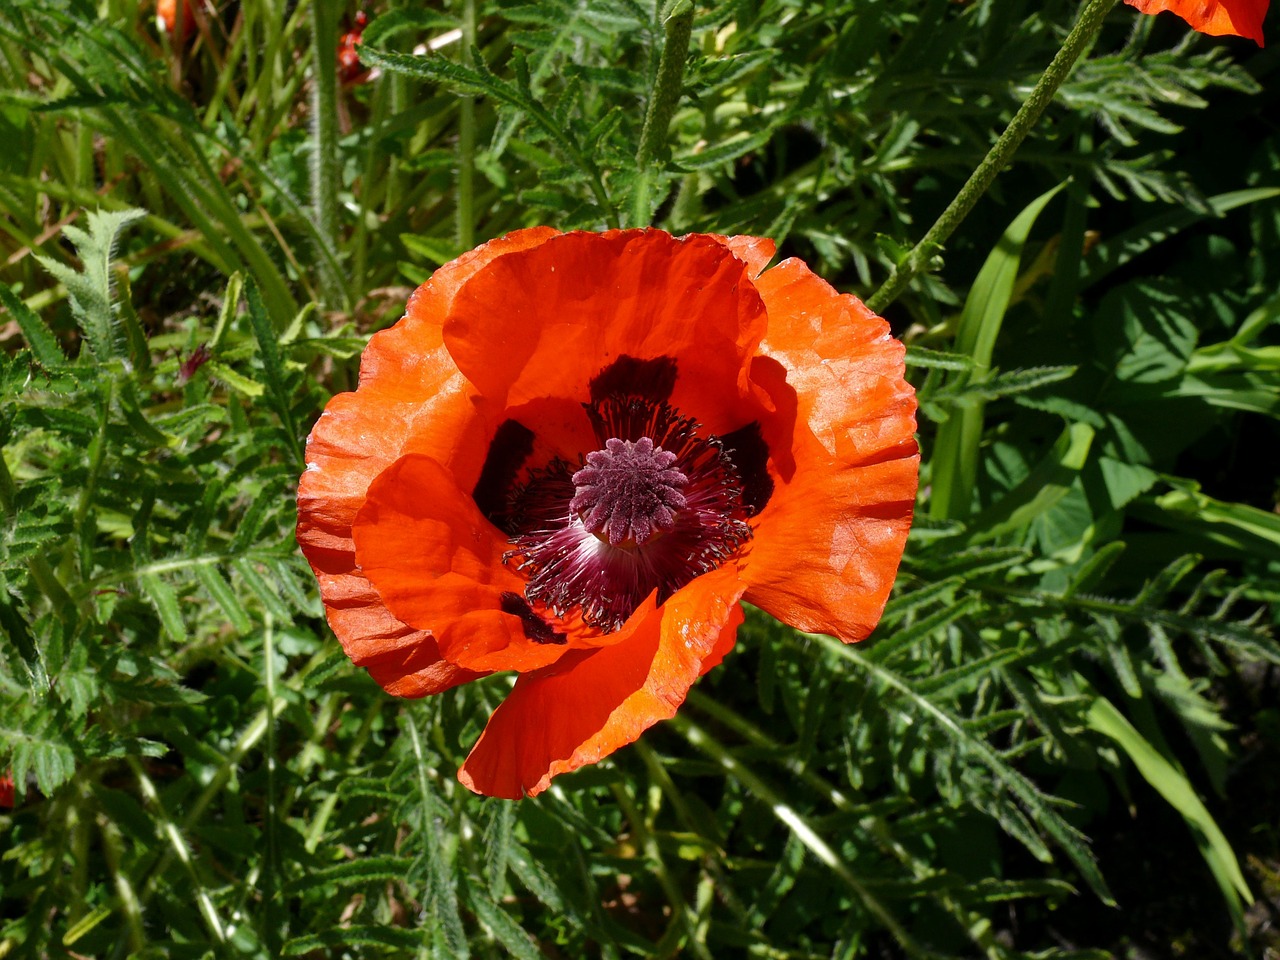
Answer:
609 780 712 960
128 756 231 949
457 0 477 250
635 0 694 168
669 713 928 957
865 0 1119 314
261 614 282 955
311 0 342 308
99 815 146 954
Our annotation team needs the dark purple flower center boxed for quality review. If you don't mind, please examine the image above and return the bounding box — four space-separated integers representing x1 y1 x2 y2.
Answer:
499 395 753 634
570 437 688 546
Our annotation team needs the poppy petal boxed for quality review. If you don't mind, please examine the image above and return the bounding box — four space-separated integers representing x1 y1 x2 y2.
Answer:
297 229 561 695
1125 0 1266 43
441 230 769 435
457 565 746 799
352 453 577 674
742 257 919 642
298 387 488 694
359 227 561 401
709 233 776 279
304 566 483 697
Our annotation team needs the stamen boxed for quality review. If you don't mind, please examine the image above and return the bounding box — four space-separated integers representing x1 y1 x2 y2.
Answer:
570 437 688 546
503 395 757 633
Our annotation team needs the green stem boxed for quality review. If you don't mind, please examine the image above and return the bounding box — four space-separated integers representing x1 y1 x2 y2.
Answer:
99 815 146 955
635 0 694 168
261 614 281 954
128 756 231 950
865 0 1119 314
311 0 342 308
135 697 287 911
457 0 477 251
0 441 15 517
609 780 712 960
669 713 929 957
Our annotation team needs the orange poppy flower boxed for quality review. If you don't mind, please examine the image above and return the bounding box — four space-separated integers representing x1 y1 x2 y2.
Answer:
1125 0 1268 44
338 11 371 86
296 229 919 799
156 0 197 44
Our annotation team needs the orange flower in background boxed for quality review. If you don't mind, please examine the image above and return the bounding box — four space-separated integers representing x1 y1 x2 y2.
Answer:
338 11 371 86
156 0 197 44
296 229 919 799
1125 0 1268 44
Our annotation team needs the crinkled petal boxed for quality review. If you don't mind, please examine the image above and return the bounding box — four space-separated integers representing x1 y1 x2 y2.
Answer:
297 229 561 695
353 454 578 674
1125 0 1266 43
458 565 746 799
298 376 487 695
707 233 776 279
442 229 768 435
742 257 919 642
360 227 561 401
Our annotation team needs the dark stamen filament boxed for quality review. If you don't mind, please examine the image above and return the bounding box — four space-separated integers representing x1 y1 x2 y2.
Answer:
502 395 753 633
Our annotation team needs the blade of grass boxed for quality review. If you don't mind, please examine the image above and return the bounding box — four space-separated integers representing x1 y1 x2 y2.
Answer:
1085 696 1251 937
929 182 1066 521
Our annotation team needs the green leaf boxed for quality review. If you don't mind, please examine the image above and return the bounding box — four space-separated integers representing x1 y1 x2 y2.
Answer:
1081 187 1280 290
282 926 424 955
869 594 980 665
930 182 1067 520
244 278 303 467
1139 482 1280 561
1096 456 1158 510
967 422 1095 543
0 281 67 369
401 233 464 267
905 345 973 371
283 856 413 895
673 128 772 172
61 905 113 947
1095 280 1198 384
1085 696 1251 934
33 208 146 363
469 892 544 960
204 360 265 398
815 636 1114 906
195 565 252 634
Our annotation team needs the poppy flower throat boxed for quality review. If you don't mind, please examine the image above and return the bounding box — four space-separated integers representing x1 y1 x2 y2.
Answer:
474 359 766 635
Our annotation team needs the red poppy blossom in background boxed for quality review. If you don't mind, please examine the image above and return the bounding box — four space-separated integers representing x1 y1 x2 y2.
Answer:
297 229 919 799
0 772 14 809
1125 0 1268 44
156 0 197 44
338 11 371 86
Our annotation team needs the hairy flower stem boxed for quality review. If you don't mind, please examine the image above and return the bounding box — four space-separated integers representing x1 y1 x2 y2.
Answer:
635 0 695 168
261 613 282 956
866 0 1119 314
457 0 477 250
310 0 343 309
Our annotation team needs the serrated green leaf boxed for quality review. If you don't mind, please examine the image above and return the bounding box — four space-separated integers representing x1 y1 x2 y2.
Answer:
282 925 424 956
203 359 265 398
469 892 543 960
284 856 413 896
34 208 146 364
673 129 772 172
0 282 67 369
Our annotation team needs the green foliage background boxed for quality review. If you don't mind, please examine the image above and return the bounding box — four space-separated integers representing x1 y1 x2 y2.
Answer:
1 0 1278 957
